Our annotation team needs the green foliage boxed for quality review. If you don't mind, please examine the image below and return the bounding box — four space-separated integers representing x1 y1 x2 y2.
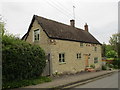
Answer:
2 76 51 89
0 18 5 36
107 64 114 68
102 65 107 70
106 50 117 58
112 58 120 69
101 43 114 58
102 43 106 57
105 45 114 53
2 35 46 83
90 64 95 69
109 33 120 58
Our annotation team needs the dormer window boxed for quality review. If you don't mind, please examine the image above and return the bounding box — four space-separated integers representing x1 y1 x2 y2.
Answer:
34 29 40 41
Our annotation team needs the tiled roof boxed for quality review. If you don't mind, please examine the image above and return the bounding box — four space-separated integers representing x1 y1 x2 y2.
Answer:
22 15 101 45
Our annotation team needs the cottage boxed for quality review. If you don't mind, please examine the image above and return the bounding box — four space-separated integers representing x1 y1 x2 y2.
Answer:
22 15 102 76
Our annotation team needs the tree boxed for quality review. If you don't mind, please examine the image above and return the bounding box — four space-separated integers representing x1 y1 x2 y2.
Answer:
109 33 120 58
0 15 5 36
0 22 5 36
106 50 117 58
101 43 114 57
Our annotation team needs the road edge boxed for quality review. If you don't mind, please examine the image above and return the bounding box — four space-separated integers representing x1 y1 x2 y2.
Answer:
52 71 116 89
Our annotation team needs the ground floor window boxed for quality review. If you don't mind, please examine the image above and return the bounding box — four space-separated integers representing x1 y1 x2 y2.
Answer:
77 53 81 59
94 57 98 63
59 53 65 62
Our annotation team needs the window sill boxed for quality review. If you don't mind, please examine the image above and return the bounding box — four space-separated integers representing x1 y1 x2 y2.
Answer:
59 62 66 65
77 59 81 60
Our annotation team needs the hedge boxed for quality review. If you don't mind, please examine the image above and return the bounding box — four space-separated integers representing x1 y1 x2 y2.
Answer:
2 35 46 83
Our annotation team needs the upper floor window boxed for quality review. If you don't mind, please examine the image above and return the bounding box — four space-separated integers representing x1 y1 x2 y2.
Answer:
34 29 40 41
59 53 65 63
94 57 98 63
94 47 97 51
77 53 81 59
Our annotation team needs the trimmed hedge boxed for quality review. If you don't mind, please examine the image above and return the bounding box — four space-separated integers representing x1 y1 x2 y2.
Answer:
2 35 46 83
2 76 51 89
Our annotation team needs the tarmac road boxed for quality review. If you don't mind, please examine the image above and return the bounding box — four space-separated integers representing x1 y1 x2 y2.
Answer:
75 71 119 88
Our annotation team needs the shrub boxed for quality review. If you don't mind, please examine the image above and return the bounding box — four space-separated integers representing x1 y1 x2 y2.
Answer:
2 35 46 83
90 64 95 69
2 76 51 89
102 65 107 70
106 50 117 58
112 58 120 69
108 64 114 68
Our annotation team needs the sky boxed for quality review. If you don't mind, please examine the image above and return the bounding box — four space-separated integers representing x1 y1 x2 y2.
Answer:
1 0 119 44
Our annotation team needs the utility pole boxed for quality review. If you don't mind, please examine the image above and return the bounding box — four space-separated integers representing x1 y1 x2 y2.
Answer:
73 6 75 20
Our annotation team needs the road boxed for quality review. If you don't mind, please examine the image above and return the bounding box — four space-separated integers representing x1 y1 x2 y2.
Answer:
75 72 119 88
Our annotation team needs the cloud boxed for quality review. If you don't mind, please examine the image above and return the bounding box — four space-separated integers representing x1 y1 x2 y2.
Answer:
1 1 118 44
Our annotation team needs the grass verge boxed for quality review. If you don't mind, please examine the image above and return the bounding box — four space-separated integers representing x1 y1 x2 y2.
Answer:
2 76 51 89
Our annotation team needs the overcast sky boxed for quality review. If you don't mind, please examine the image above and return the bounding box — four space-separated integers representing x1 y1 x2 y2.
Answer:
1 0 119 44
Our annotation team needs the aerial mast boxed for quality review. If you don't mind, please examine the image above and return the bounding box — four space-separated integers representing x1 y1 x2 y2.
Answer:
73 5 75 20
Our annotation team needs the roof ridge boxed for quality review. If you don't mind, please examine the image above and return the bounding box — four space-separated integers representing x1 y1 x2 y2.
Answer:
35 15 84 31
28 15 101 45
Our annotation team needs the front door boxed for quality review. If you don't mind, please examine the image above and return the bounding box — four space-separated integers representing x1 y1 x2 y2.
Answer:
42 54 51 76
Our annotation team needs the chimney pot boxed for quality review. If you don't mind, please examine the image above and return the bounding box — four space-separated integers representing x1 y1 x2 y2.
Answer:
84 23 88 32
70 19 75 27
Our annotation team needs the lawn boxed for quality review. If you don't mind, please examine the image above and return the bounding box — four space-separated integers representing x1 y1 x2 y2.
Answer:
2 76 51 89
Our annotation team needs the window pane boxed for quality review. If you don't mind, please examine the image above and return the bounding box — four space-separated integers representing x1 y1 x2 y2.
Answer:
77 54 78 59
34 29 40 41
80 43 83 46
94 57 98 63
59 58 61 62
59 53 65 62
95 47 97 51
79 54 81 58
34 35 37 40
59 54 61 62
59 54 61 58
63 58 65 62
77 53 81 59
62 54 65 62
37 34 39 40
62 54 64 58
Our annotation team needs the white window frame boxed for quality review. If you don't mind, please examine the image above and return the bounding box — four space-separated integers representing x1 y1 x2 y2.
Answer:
77 53 81 59
94 57 98 63
59 53 65 63
80 43 83 47
33 29 40 42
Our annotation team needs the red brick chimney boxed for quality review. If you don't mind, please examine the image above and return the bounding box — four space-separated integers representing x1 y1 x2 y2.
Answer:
70 19 75 27
84 23 88 32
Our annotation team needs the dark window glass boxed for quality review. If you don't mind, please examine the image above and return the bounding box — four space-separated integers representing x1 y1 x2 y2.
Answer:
59 53 65 62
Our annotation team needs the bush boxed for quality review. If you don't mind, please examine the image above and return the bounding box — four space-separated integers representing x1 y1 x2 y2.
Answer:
102 65 107 70
106 50 117 58
112 58 120 69
2 35 46 83
108 64 114 68
90 64 95 69
2 76 51 89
